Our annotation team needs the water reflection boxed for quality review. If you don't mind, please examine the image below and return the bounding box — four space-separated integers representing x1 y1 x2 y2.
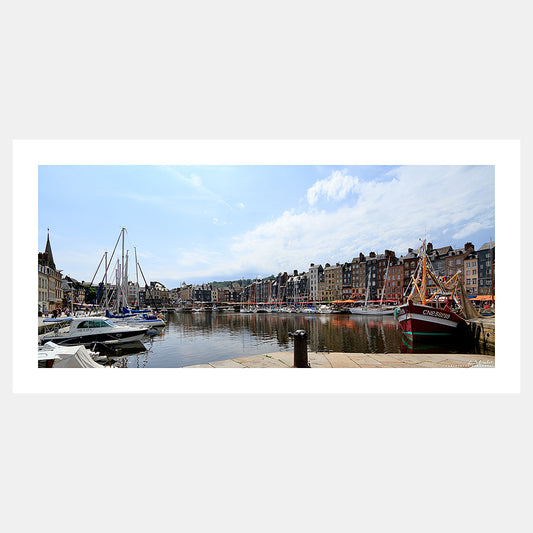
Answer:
110 311 489 368
114 312 392 368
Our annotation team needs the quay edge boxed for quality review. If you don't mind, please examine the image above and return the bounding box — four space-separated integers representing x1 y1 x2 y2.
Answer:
466 317 495 352
185 351 495 369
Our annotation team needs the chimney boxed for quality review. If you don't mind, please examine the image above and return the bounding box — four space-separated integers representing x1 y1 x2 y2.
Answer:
359 253 365 262
427 242 433 253
294 270 298 276
464 242 474 252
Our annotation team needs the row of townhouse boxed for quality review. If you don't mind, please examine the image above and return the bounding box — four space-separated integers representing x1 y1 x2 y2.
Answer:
60 278 171 309
236 240 495 305
107 281 171 307
240 271 310 305
178 282 243 304
151 240 493 306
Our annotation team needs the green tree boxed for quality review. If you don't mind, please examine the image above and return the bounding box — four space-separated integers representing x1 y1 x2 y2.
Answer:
84 286 98 304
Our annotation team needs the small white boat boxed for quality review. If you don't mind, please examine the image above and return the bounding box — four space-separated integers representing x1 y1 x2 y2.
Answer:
38 341 103 368
349 306 396 316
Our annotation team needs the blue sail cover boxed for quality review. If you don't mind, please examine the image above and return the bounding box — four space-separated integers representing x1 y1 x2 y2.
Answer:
107 309 160 321
122 307 151 314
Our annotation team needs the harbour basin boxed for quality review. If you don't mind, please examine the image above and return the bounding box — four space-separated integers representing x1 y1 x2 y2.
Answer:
112 311 492 368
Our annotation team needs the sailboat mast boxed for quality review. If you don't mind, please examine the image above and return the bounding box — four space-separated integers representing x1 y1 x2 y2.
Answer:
364 271 370 307
380 256 390 306
104 251 108 311
115 259 121 314
124 250 129 308
490 237 495 310
121 228 125 310
134 246 140 307
421 241 428 305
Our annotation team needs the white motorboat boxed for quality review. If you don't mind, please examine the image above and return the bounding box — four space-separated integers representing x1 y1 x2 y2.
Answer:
39 316 149 347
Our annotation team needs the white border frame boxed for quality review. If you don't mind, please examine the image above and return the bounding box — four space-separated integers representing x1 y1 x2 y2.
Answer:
13 140 520 393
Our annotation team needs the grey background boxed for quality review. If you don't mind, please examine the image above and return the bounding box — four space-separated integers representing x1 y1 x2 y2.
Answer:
2 2 530 533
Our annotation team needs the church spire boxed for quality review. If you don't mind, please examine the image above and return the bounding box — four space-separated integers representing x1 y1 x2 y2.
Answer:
44 229 56 271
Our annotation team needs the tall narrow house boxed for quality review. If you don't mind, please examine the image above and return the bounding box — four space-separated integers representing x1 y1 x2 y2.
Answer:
38 231 63 313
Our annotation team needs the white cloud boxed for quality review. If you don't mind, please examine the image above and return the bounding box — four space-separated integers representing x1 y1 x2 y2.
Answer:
452 222 484 239
307 170 360 205
189 173 202 188
237 202 245 209
226 165 494 275
157 166 494 284
159 166 232 209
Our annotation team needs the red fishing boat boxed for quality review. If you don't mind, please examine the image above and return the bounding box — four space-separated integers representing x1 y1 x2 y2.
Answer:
394 240 477 340
395 299 466 338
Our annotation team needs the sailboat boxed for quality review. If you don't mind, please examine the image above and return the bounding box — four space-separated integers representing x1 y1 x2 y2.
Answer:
350 259 396 315
86 228 166 328
394 240 475 339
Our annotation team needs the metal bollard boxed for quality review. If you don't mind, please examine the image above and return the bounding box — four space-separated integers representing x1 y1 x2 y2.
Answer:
289 329 310 368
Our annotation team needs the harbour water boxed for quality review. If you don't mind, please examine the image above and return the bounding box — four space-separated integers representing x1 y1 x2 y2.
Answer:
113 311 492 368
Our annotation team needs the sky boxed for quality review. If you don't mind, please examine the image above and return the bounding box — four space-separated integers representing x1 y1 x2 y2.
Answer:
38 165 495 288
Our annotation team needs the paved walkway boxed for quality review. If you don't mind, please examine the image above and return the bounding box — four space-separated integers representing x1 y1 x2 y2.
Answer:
186 351 495 368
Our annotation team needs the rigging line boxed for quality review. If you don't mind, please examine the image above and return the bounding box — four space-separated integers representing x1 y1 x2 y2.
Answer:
137 262 159 313
94 228 124 289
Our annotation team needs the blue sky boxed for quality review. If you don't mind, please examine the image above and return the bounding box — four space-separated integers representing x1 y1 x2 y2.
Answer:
38 165 495 288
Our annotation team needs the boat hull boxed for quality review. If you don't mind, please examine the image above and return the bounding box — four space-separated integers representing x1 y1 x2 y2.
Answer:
395 301 466 338
40 328 148 347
